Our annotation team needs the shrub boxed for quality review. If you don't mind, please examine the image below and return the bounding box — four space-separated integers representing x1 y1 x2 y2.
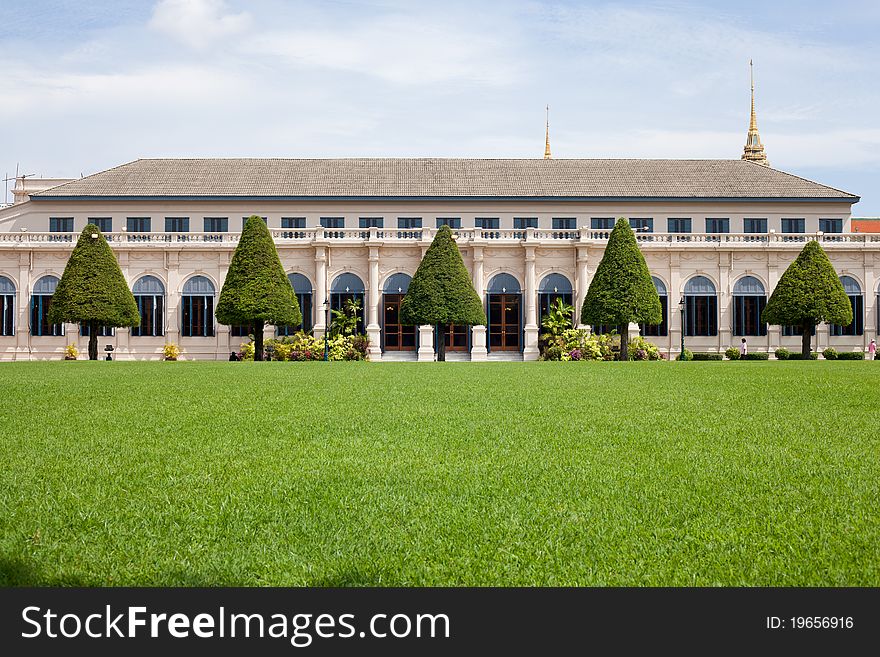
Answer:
163 343 180 361
823 347 838 360
725 347 740 360
786 352 819 360
836 351 864 360
239 341 255 360
64 344 79 360
692 352 723 361
627 335 662 361
775 348 790 360
741 352 769 360
677 349 693 361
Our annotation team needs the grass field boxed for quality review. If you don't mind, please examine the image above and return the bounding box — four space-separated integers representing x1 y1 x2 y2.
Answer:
0 361 878 587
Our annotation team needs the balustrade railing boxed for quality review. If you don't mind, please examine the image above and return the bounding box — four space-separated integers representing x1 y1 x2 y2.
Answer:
3 229 878 247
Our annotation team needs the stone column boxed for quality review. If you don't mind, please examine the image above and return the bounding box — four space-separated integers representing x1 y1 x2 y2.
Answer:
575 244 589 329
164 251 181 348
417 325 435 361
523 244 539 360
366 245 382 360
314 246 327 338
471 325 488 361
766 251 780 354
16 252 30 361
472 245 484 300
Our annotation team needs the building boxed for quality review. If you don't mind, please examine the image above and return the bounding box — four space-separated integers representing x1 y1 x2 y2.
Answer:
0 75 877 361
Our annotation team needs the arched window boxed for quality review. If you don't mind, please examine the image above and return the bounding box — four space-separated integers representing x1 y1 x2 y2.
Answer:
487 273 522 351
684 275 717 336
278 273 314 336
330 273 365 335
538 273 574 335
31 275 64 336
831 276 863 336
132 275 165 337
181 275 215 337
382 273 416 351
641 276 668 337
733 275 767 337
0 275 15 336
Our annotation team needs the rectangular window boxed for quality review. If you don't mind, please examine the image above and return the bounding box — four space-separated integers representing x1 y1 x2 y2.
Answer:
204 217 228 232
684 296 718 336
320 217 345 229
165 217 190 232
744 218 768 234
590 217 615 230
475 217 500 230
398 217 422 229
49 217 74 232
629 218 653 233
552 218 577 230
667 218 691 233
781 218 805 234
90 217 112 233
127 217 151 232
30 295 64 337
181 296 214 337
436 217 461 229
132 295 164 337
705 218 729 234
242 216 267 230
513 217 538 230
819 218 843 234
358 217 384 229
281 217 306 229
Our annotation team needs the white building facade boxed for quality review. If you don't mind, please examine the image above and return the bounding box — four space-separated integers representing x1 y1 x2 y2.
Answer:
0 158 875 361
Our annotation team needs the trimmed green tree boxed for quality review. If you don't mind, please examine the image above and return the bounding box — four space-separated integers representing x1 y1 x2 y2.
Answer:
216 215 301 361
48 224 140 360
399 225 486 361
762 239 852 357
581 218 662 361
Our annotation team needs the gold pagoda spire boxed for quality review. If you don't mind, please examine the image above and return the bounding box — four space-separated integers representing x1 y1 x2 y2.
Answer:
741 59 769 166
544 105 552 159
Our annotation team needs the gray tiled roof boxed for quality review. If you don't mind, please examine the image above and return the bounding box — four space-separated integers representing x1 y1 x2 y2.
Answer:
30 158 858 200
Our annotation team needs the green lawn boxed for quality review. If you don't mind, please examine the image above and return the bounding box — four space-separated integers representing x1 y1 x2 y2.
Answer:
1 361 877 586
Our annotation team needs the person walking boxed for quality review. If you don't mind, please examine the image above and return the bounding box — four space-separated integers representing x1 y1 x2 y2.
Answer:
739 337 748 357
870 339 877 360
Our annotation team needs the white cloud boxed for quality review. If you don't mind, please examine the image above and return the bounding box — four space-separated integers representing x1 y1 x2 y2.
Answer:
149 0 252 50
252 12 520 86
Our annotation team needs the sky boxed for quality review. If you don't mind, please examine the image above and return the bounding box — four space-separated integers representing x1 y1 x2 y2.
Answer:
1 0 878 213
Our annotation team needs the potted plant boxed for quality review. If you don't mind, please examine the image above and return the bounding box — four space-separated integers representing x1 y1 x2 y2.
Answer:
163 343 181 361
64 344 78 360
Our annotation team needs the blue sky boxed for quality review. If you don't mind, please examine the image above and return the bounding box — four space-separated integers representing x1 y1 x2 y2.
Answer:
2 0 878 213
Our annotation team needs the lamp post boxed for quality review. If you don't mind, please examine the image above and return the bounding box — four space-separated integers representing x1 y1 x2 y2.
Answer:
323 298 330 361
678 296 686 358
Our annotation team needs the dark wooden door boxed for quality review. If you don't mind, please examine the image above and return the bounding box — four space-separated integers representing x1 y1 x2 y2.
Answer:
489 294 521 351
383 294 417 350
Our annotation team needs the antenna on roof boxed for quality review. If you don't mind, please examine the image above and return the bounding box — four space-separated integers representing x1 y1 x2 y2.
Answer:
2 164 37 204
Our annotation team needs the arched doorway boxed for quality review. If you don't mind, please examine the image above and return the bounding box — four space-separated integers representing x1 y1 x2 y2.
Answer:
538 273 573 338
732 275 767 336
382 273 416 351
487 273 522 351
330 273 366 335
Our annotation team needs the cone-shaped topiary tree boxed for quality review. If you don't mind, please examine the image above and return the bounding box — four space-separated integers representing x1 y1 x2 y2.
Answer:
48 224 140 360
400 225 486 361
762 239 852 357
581 218 662 361
216 215 301 361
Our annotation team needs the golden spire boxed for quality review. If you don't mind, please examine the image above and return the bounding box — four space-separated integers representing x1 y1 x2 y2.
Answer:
544 105 552 159
741 59 769 166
